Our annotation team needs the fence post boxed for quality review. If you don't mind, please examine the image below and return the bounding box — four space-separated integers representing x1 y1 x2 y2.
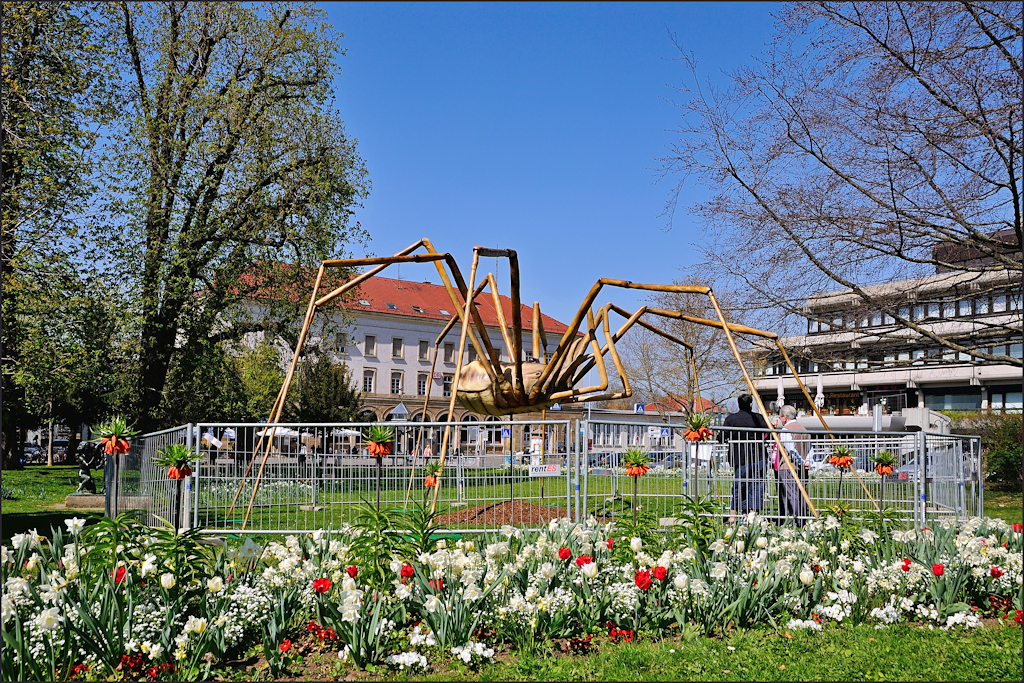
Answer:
574 420 581 523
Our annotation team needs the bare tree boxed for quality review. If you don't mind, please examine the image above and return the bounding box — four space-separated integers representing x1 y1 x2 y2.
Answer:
662 1 1022 368
614 278 749 406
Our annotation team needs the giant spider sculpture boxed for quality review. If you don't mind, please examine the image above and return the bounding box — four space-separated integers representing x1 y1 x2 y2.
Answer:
232 239 870 526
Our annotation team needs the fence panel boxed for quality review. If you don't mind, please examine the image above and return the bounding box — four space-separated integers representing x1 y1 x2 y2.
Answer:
189 420 572 533
581 419 979 527
110 425 190 527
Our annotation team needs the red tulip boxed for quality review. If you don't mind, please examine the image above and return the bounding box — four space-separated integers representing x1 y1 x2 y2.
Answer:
1012 523 1023 533
653 566 667 581
400 564 414 578
900 559 912 572
635 569 652 591
279 639 291 653
606 538 614 550
932 564 944 577
112 567 127 583
313 578 331 594
990 566 1005 579
428 578 444 591
347 565 358 579
575 555 593 567
558 548 571 561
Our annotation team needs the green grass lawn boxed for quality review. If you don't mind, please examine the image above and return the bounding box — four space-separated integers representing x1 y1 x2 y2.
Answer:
249 622 1023 682
1 465 105 539
984 488 1024 525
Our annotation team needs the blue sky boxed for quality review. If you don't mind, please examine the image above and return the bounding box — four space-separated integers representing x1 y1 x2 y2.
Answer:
322 1 779 325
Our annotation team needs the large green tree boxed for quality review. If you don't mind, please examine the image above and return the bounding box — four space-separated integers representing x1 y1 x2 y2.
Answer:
284 353 362 424
1 2 113 468
97 1 368 430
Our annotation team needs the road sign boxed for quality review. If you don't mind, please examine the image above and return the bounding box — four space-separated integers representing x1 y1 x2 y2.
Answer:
529 464 561 477
634 403 645 414
501 427 511 439
549 403 561 411
660 427 671 438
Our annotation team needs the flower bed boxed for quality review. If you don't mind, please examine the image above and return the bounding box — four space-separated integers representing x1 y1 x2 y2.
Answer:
2 511 1021 680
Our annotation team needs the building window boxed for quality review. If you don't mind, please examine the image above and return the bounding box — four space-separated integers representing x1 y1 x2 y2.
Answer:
363 369 375 393
942 300 956 317
364 335 376 357
912 305 925 321
391 371 403 395
870 312 882 326
467 346 477 362
975 297 989 315
385 302 398 310
1011 343 1023 359
926 303 940 319
898 306 910 320
898 351 910 362
808 319 819 334
992 295 1006 313
883 312 895 325
1010 294 1022 311
858 315 869 328
417 373 428 396
412 305 425 314
856 358 869 369
883 354 895 366
992 344 1006 356
392 337 403 359
419 340 429 360
443 342 455 364
942 348 955 361
336 337 347 354
958 299 971 316
958 351 971 361
912 349 925 366
832 315 843 329
442 373 454 397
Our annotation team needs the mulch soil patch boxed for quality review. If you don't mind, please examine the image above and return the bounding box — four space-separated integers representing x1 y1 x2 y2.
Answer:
434 500 573 527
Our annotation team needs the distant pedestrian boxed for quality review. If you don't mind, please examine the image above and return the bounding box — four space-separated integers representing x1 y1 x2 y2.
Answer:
774 405 811 527
719 394 769 523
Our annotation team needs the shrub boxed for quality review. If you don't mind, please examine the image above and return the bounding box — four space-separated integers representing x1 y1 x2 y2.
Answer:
949 412 1023 489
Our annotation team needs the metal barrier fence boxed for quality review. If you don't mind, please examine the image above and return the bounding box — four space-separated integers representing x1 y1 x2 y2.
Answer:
184 420 571 533
580 419 983 526
108 425 191 527
113 418 982 534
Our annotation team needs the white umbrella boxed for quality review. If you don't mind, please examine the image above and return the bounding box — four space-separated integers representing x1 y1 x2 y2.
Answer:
776 375 785 408
255 426 299 438
330 428 362 437
814 374 826 409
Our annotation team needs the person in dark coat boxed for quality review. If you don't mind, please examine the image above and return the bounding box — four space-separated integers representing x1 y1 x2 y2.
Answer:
719 394 769 522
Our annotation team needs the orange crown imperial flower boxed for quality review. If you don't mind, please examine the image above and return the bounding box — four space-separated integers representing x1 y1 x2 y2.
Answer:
683 412 714 442
363 425 395 457
622 447 651 478
92 416 139 456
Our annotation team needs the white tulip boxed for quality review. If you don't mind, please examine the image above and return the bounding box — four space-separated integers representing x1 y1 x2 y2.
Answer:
734 541 745 554
799 567 815 586
673 574 689 591
724 527 735 539
184 616 207 634
207 576 225 593
711 562 729 580
160 573 176 590
852 560 864 573
540 562 557 580
630 537 643 553
24 553 40 572
582 562 599 579
141 554 158 577
756 536 768 549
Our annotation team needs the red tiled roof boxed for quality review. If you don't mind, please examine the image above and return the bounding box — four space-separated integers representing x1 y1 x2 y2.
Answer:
237 264 572 335
648 395 726 413
352 276 571 335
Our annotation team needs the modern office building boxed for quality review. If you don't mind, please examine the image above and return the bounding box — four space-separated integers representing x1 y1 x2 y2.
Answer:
749 268 1022 419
